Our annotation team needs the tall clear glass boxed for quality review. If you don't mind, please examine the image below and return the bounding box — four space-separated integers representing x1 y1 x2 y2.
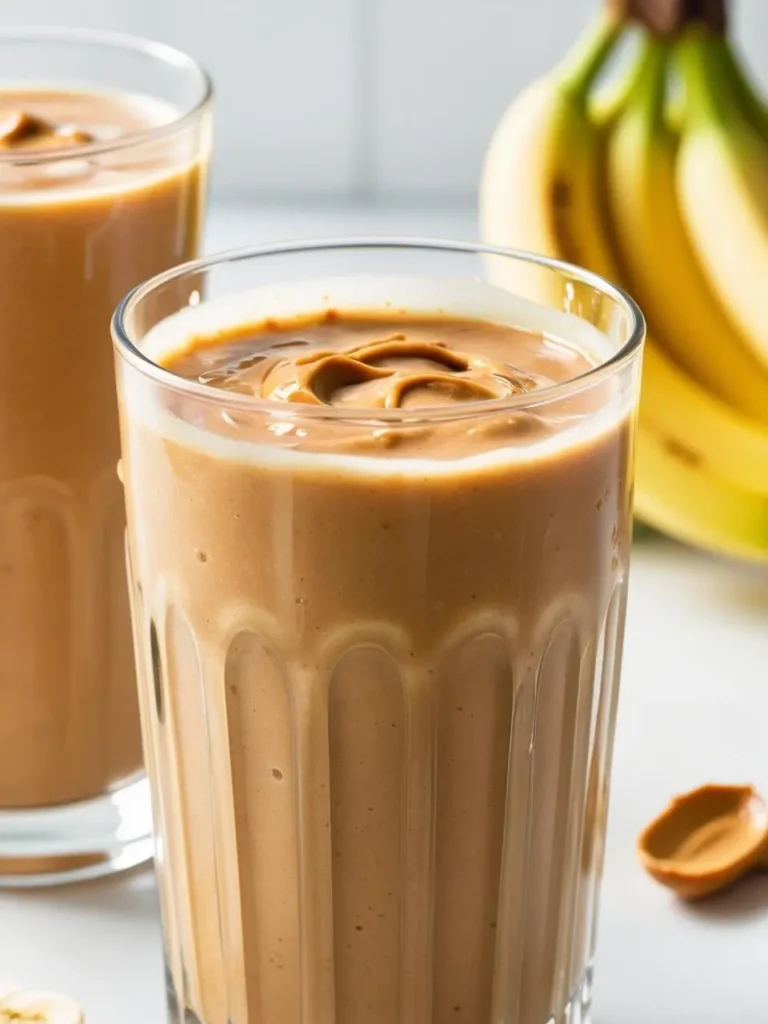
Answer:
0 29 212 885
113 240 643 1024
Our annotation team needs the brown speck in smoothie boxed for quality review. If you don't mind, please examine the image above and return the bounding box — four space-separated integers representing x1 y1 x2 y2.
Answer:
272 768 283 780
195 550 208 563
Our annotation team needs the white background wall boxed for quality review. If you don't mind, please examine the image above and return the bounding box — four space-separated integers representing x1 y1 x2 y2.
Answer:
2 0 768 201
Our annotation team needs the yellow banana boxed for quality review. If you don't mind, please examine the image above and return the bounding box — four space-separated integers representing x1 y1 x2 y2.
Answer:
635 429 768 562
480 17 622 296
479 15 768 559
676 28 768 371
638 344 768 495
605 33 768 424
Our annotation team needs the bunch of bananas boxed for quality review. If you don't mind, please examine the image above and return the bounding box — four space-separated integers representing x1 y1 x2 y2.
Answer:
480 1 768 562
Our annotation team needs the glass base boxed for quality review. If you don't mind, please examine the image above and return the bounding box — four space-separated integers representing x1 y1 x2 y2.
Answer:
549 964 593 1024
0 774 152 887
166 964 594 1024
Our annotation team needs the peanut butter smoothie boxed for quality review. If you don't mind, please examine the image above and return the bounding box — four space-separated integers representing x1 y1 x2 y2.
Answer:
115 252 642 1024
0 30 211 883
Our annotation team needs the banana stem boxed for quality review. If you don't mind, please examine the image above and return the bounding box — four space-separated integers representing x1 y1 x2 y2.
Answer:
558 15 623 101
683 0 727 32
611 0 727 36
632 32 671 121
676 28 732 124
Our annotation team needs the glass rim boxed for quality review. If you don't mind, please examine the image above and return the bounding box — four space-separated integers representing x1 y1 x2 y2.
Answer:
112 237 645 424
0 26 213 165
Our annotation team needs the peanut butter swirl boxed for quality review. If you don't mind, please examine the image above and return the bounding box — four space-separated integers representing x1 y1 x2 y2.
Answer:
257 336 546 409
165 313 596 455
0 110 95 150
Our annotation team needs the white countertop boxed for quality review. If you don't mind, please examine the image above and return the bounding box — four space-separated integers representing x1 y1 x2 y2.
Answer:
1 204 766 1023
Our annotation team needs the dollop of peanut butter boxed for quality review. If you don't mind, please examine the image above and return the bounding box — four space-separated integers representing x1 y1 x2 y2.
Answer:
164 312 586 455
0 110 95 150
261 337 545 409
637 783 768 900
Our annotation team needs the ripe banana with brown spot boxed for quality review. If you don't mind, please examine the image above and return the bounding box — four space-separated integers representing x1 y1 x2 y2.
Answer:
480 14 768 559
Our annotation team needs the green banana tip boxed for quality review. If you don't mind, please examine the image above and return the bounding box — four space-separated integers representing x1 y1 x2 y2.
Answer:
674 26 735 125
630 31 671 104
674 22 730 70
558 13 627 100
594 27 669 125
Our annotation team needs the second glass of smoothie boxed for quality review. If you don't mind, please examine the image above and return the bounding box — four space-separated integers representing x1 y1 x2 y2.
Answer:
0 29 212 884
113 240 643 1024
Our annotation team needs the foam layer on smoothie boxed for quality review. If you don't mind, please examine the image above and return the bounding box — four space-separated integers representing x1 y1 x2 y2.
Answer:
127 274 634 475
0 88 205 201
141 273 615 365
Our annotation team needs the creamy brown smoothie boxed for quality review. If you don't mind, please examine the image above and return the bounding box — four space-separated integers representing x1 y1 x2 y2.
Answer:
0 87 207 816
118 286 636 1024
